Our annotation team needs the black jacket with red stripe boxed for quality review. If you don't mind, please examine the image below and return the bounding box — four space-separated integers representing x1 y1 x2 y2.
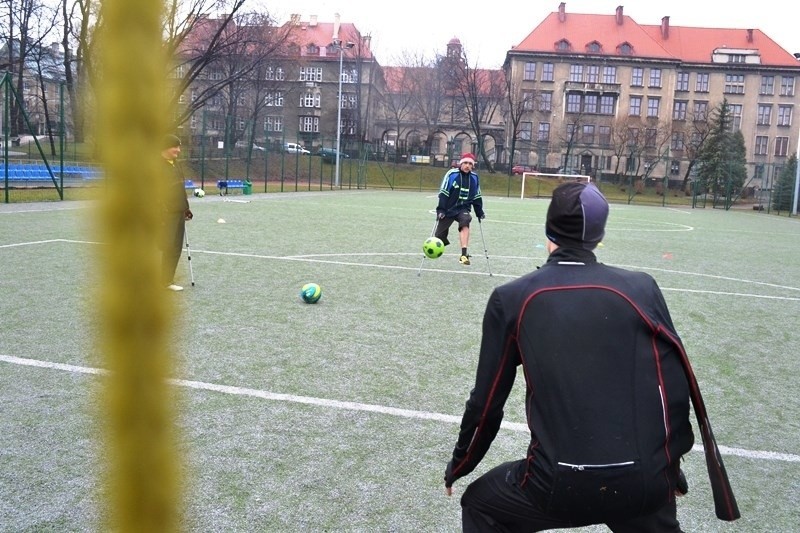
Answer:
445 246 739 522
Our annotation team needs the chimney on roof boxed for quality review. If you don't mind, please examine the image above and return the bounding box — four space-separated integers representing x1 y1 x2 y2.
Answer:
661 16 670 39
747 29 754 42
290 14 300 26
558 2 566 22
616 6 624 25
310 15 317 27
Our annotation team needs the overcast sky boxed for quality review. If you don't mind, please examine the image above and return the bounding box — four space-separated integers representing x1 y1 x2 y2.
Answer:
269 0 800 68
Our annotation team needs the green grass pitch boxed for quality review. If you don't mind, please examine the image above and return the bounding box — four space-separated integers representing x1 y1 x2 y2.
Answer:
0 190 798 531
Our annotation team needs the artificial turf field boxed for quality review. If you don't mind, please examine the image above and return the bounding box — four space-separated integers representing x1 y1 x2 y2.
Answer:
1 190 798 532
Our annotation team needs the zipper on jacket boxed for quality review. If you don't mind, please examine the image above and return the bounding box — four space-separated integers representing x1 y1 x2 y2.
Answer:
558 461 635 471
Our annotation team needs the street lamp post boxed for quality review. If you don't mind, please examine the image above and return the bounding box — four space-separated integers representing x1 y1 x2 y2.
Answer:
332 39 355 188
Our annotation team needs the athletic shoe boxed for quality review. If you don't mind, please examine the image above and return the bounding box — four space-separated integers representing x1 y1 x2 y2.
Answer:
459 255 471 265
166 284 184 292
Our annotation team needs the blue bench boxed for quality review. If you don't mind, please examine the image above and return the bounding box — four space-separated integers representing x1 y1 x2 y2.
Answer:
217 179 244 195
185 179 195 189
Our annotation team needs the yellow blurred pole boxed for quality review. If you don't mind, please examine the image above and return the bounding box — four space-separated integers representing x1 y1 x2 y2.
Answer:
95 0 181 530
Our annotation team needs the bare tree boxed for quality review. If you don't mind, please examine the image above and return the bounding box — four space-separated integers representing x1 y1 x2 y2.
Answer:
503 72 537 172
444 50 504 171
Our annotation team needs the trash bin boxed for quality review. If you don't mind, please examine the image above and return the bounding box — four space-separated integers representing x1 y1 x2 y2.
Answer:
243 179 252 195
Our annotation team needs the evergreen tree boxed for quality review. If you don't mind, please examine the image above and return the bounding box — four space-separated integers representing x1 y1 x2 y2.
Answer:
772 154 798 212
696 99 747 197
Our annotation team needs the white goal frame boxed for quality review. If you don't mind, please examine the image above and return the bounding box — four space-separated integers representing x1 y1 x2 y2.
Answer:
520 172 592 199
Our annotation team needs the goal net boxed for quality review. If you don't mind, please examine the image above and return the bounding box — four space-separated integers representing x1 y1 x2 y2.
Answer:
520 172 592 199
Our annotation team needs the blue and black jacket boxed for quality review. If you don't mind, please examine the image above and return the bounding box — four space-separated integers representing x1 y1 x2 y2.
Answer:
436 168 484 218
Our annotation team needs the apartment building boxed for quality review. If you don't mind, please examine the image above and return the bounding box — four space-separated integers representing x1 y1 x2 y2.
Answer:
504 3 800 188
178 14 383 155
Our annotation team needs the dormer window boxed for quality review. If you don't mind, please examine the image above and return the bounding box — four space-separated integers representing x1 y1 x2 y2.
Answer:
555 39 571 52
306 44 319 55
618 42 633 55
586 41 602 53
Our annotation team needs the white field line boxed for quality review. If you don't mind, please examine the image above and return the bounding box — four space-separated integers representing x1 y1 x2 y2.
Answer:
2 239 799 300
1 353 798 464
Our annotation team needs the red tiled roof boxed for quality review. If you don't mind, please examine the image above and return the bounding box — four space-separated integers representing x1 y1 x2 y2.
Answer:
282 19 374 61
512 9 800 68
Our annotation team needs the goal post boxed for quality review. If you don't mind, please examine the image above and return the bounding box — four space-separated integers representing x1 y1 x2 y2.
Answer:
520 172 592 199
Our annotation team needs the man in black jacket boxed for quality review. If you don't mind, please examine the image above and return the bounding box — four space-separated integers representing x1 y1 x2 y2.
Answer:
161 134 193 292
444 182 738 531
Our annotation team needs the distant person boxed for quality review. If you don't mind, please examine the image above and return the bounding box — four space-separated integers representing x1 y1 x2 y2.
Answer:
444 182 739 531
161 134 193 292
435 153 485 265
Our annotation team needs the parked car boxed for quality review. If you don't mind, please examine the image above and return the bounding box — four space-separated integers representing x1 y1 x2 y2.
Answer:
317 147 350 161
235 141 265 151
511 164 536 175
284 142 310 154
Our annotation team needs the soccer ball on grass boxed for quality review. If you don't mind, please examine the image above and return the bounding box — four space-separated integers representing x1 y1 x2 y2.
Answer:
422 237 445 259
193 188 206 198
300 282 322 304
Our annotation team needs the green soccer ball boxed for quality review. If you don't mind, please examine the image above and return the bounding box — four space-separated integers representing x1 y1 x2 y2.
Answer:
300 282 322 304
423 237 445 259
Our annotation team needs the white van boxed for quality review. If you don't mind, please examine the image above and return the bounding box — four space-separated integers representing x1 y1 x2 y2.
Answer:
284 142 310 154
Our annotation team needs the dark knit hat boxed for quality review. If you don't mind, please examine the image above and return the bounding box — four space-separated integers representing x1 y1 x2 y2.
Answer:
163 134 182 149
545 182 609 250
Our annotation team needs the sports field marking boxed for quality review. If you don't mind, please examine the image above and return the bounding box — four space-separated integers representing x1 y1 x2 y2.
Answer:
1 353 798 464
3 239 798 300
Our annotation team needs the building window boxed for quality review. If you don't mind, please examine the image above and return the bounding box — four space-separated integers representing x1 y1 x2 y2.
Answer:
301 92 319 108
728 54 746 63
587 65 600 83
567 93 581 113
519 121 532 141
537 122 550 142
539 92 552 112
587 41 602 53
582 124 595 144
619 43 633 55
760 75 775 95
569 64 583 82
676 72 689 91
631 67 643 87
521 90 534 110
541 63 554 82
647 96 661 118
341 118 356 135
729 104 743 130
695 73 709 92
629 95 642 116
598 125 611 146
671 160 681 175
342 68 358 83
266 66 285 80
265 91 284 107
671 131 685 151
299 67 322 82
306 44 319 55
265 115 283 132
190 114 197 129
343 93 357 109
209 70 223 81
724 74 745 94
778 105 793 126
299 116 319 133
556 39 571 51
627 128 639 147
599 95 615 115
673 101 688 120
780 76 795 96
693 101 709 121
523 62 536 81
583 94 598 114
645 128 657 148
757 104 772 125
755 135 769 155
603 66 617 84
649 68 662 88
774 136 789 156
